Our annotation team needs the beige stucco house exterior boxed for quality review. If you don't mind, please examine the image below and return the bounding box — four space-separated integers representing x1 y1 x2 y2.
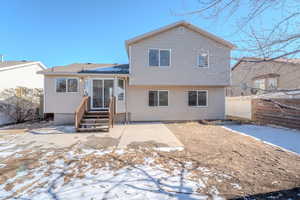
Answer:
0 60 46 125
39 21 236 125
227 57 300 96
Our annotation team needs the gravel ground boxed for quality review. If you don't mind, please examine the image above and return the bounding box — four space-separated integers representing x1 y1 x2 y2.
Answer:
166 122 300 199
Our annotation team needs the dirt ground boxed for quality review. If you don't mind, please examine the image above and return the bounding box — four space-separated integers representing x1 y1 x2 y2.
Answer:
166 122 300 199
1 121 300 199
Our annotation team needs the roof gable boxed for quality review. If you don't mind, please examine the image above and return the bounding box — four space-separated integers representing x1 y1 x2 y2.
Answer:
125 21 236 52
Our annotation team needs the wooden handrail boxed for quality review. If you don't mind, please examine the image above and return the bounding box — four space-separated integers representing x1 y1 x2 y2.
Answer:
108 96 116 128
75 96 90 130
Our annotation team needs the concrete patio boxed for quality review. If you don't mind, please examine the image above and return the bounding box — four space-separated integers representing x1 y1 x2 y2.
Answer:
0 122 183 149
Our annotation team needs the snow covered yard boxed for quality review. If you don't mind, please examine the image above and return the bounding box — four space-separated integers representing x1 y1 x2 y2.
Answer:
224 124 300 154
0 133 238 200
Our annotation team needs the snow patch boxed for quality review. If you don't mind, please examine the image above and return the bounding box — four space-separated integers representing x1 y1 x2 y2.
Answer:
154 146 184 152
223 125 300 155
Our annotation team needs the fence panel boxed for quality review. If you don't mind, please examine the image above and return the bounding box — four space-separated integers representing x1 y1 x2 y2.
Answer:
252 98 300 129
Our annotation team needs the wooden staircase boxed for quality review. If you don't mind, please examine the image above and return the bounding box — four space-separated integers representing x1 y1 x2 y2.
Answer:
75 96 116 132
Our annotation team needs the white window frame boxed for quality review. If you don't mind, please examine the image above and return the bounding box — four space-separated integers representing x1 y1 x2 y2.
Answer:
197 51 209 68
117 78 125 101
267 77 278 90
188 90 208 107
148 48 171 67
55 77 79 93
148 90 169 107
254 79 266 90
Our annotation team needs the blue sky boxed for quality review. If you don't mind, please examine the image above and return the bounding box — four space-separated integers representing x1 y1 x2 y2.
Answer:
0 0 285 67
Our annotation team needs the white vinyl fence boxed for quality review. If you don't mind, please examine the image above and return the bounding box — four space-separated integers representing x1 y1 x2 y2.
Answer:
225 96 252 120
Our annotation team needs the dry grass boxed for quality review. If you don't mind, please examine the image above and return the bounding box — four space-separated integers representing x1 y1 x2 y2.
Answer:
166 122 300 198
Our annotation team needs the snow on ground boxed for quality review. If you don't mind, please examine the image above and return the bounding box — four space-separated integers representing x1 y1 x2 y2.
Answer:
0 134 237 200
224 124 300 154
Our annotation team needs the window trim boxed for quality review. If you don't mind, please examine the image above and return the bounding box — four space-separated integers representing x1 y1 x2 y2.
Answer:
188 90 208 107
253 78 266 90
267 77 278 90
55 77 79 93
148 48 171 67
148 90 169 107
197 51 209 68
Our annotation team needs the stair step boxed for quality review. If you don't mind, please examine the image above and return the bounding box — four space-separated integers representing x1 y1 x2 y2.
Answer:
77 126 109 132
83 115 109 118
90 109 108 112
86 111 109 115
80 122 108 126
82 118 109 123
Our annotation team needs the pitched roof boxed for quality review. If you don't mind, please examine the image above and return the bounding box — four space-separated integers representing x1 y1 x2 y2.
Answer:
125 21 236 52
231 57 300 71
41 63 129 75
0 60 35 68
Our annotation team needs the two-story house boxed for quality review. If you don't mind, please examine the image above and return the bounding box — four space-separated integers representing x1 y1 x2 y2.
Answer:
39 21 236 131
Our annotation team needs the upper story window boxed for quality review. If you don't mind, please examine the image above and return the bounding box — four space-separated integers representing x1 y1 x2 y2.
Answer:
149 49 170 67
56 78 78 93
188 90 208 107
198 53 209 68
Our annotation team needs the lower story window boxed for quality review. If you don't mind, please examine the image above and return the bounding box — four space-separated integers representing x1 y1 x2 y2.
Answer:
149 90 168 106
56 78 78 93
188 90 207 106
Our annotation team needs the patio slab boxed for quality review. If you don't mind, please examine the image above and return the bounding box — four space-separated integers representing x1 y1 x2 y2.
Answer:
117 122 183 148
5 125 125 148
0 122 183 149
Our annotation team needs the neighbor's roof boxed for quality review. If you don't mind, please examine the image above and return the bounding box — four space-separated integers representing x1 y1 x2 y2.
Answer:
232 57 300 71
125 21 236 52
0 60 35 68
40 63 129 75
0 60 46 71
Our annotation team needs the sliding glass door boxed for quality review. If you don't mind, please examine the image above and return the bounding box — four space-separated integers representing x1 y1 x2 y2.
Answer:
92 79 113 109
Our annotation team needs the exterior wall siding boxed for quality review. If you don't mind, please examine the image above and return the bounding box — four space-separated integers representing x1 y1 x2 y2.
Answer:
229 61 300 96
127 85 225 121
44 75 83 114
0 63 44 125
0 64 44 90
129 25 231 86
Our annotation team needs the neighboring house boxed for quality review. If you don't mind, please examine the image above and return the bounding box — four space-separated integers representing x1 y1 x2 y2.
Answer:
0 60 46 125
228 57 300 96
39 21 236 129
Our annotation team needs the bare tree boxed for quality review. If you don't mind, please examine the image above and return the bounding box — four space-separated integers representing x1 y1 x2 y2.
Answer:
176 0 300 114
0 87 42 123
178 0 300 61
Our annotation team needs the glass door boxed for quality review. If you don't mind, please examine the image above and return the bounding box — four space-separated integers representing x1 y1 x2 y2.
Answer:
92 79 113 109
